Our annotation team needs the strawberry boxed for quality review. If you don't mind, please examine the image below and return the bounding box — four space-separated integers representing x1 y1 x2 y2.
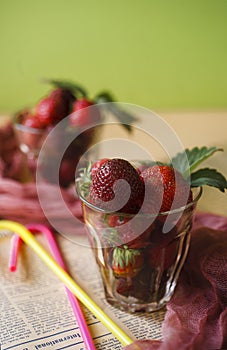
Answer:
73 97 94 111
69 98 101 127
22 114 45 129
90 158 145 213
111 246 144 278
91 158 109 178
140 165 192 213
36 88 73 126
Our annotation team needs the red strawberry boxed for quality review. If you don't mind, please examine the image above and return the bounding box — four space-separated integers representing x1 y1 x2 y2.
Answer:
140 165 192 213
108 214 126 226
91 158 109 178
73 97 94 111
111 246 144 278
22 114 45 129
69 98 101 127
90 158 145 213
36 88 73 126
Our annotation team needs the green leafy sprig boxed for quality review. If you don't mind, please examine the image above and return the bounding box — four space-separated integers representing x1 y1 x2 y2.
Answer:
190 168 227 192
94 91 138 133
171 146 227 192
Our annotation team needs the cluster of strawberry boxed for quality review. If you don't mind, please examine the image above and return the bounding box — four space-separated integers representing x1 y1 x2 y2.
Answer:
16 84 98 130
87 158 191 300
90 158 192 214
15 80 103 187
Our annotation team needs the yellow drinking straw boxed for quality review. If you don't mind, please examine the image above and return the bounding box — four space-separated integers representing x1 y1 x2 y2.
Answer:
0 220 134 347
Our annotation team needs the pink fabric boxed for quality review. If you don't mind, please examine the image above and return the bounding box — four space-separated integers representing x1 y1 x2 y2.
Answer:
125 213 227 350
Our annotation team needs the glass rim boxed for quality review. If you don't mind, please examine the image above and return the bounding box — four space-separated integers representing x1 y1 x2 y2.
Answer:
76 181 203 217
14 121 46 135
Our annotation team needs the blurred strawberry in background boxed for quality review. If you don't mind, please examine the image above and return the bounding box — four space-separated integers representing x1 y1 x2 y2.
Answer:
14 79 136 187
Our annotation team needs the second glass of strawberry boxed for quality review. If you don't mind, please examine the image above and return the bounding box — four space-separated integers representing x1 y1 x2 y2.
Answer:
13 86 101 185
76 159 202 313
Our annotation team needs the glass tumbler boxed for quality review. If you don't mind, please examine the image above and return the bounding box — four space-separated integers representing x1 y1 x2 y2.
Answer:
77 170 202 313
14 116 102 185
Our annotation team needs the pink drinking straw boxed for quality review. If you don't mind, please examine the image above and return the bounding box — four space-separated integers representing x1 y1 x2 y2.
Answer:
9 234 22 272
9 223 96 350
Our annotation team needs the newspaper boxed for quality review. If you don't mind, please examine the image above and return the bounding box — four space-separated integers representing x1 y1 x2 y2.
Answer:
0 231 165 350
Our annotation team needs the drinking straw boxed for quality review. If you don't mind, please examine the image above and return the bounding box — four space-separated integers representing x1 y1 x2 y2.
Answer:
9 234 21 272
9 223 96 350
0 220 134 347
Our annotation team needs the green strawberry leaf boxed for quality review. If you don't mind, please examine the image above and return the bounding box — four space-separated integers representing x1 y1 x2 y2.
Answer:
94 91 115 104
42 78 87 97
94 91 138 133
171 146 223 177
113 247 125 268
191 168 227 192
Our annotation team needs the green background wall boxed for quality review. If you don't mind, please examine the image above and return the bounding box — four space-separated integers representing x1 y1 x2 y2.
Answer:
0 0 227 114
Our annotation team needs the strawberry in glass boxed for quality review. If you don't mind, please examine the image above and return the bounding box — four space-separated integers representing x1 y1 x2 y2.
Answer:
76 149 227 312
